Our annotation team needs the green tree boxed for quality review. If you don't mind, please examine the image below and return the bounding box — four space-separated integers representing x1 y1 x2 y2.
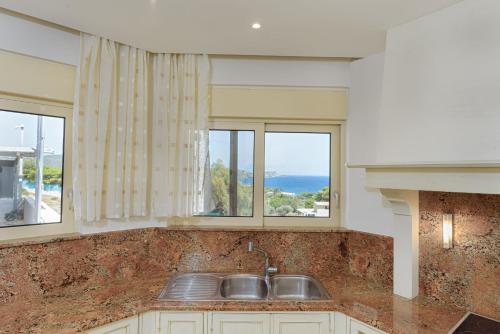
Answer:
314 186 330 201
276 205 293 216
210 159 230 215
22 159 62 186
304 198 315 208
23 159 36 183
268 194 298 211
208 159 253 216
237 182 253 216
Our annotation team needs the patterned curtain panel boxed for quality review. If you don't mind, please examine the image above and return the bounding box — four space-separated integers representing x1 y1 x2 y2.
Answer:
73 34 210 223
73 34 149 222
151 54 210 218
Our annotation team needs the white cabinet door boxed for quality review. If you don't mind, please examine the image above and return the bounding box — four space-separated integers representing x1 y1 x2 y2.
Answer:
138 311 156 334
211 313 271 334
272 313 330 334
333 312 348 334
86 316 139 334
158 312 205 334
349 318 385 334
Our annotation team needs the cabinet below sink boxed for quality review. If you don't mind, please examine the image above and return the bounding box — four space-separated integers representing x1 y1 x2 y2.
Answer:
86 311 387 334
158 273 330 301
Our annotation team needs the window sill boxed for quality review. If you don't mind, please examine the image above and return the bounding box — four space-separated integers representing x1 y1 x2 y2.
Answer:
165 224 349 233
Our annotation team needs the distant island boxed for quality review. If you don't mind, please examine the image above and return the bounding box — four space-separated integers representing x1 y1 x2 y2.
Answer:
265 171 279 178
237 170 280 179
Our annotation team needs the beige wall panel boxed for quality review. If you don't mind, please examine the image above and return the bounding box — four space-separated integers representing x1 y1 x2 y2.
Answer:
0 50 75 103
211 86 347 120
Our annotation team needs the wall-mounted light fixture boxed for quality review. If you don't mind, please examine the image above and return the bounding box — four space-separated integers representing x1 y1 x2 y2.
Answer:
442 213 453 249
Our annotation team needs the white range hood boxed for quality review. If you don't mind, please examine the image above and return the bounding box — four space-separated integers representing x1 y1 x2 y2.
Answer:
348 161 500 195
347 161 500 300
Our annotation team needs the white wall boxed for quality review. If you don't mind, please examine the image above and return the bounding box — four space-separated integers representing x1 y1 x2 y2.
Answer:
377 0 500 163
0 10 352 88
345 0 500 236
0 10 79 65
346 53 394 236
211 57 350 87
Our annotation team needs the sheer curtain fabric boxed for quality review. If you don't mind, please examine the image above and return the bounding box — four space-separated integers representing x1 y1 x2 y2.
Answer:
73 34 210 223
151 54 210 218
73 34 148 222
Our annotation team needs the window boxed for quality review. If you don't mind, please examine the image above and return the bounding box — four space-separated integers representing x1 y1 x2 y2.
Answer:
264 131 331 218
199 121 341 228
0 109 65 228
200 129 255 217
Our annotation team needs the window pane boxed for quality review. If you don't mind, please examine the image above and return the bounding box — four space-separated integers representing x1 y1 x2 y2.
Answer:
264 132 330 218
199 130 254 217
0 110 65 227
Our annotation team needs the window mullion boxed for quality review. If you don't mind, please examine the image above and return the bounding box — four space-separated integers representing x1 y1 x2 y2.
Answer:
228 130 239 216
253 123 265 226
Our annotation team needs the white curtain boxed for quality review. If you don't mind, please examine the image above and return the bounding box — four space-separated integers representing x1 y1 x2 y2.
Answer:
151 54 210 218
73 33 211 223
73 34 149 222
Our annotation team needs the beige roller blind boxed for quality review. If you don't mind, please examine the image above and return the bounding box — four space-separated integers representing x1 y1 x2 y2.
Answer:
0 50 75 104
210 86 347 120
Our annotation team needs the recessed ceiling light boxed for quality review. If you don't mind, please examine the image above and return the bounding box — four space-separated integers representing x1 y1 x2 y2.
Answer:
252 22 261 30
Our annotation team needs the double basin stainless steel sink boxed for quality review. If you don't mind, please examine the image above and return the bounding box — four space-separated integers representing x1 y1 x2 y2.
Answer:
158 273 330 301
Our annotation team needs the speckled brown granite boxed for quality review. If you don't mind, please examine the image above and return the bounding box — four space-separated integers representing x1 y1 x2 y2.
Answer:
419 191 500 320
346 231 393 288
0 229 393 300
0 227 427 334
0 271 465 334
0 190 492 333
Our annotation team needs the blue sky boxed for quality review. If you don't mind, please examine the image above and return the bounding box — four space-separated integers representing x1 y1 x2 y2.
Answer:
0 110 65 154
209 130 254 172
209 130 330 176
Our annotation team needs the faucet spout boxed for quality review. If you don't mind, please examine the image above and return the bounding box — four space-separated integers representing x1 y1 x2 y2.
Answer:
247 240 278 283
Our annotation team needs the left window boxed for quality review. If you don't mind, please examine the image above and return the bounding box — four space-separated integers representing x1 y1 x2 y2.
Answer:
199 129 255 217
0 109 65 228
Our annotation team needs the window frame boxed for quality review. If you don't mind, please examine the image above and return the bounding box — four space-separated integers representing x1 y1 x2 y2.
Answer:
0 95 75 241
192 120 342 229
199 128 256 218
191 121 265 228
263 123 340 228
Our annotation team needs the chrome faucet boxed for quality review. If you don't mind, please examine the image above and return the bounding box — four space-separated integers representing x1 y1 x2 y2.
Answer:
247 240 278 284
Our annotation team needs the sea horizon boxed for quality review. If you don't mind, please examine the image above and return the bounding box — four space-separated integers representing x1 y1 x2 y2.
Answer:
241 174 329 194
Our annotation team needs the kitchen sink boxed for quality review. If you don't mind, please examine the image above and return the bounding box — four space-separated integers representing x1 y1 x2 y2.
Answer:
270 275 328 300
158 273 330 301
220 274 268 300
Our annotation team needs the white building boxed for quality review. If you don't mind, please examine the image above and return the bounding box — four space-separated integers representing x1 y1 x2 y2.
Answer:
297 201 329 217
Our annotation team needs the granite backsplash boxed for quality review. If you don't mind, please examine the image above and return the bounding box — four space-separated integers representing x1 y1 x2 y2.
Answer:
0 229 393 306
419 191 500 319
1 191 499 323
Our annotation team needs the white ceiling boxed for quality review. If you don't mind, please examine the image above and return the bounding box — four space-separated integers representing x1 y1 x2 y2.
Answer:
0 0 462 57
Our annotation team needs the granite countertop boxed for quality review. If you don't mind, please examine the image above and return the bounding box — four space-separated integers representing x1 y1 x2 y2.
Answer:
0 271 466 334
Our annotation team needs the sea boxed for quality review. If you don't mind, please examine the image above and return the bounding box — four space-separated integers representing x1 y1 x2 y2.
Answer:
242 175 329 194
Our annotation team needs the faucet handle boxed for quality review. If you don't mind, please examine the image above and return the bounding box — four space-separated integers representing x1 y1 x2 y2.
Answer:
267 266 278 274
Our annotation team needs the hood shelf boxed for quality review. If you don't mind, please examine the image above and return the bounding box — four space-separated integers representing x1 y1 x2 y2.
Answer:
347 161 500 195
